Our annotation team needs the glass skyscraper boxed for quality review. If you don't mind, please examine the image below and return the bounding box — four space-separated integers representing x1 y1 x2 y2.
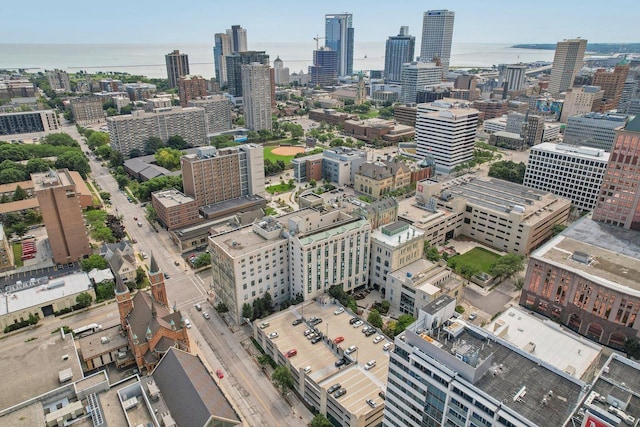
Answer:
325 13 354 77
384 26 415 84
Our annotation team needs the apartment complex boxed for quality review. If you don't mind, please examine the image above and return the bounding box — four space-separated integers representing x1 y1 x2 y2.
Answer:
225 51 269 97
415 100 479 174
0 110 60 135
563 112 628 151
69 97 105 126
325 13 354 76
124 82 156 101
384 26 416 84
548 38 587 94
241 63 272 131
399 62 442 103
107 107 207 156
46 69 71 92
420 9 455 74
209 208 370 323
178 75 208 107
354 159 411 200
32 169 91 264
416 177 571 255
560 85 605 122
165 50 190 88
187 95 232 134
273 56 289 85
524 143 609 211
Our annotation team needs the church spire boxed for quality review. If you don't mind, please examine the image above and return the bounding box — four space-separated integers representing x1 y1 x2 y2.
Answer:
149 252 160 274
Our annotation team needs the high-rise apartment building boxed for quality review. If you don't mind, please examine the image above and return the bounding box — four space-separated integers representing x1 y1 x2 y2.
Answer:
415 100 479 174
32 169 91 264
399 62 442 103
0 110 60 135
521 114 545 146
548 38 587 94
187 95 232 134
213 33 232 85
227 25 247 53
272 56 289 85
225 51 269 97
504 63 527 91
241 63 272 131
592 60 630 111
420 9 455 75
46 69 71 92
325 13 354 76
592 115 640 230
563 112 629 151
165 50 190 88
181 145 265 208
559 85 604 122
124 82 156 101
178 75 208 107
309 47 338 86
384 26 416 84
107 107 207 156
69 97 105 126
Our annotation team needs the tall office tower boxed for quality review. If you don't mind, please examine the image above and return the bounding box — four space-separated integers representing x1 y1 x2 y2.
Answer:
548 38 587 94
521 114 545 146
241 63 272 131
213 33 232 85
559 85 604 122
564 112 629 151
592 115 640 230
399 62 442 103
187 95 232 134
165 50 190 88
415 100 479 174
325 13 354 76
420 9 455 75
273 56 290 85
178 75 208 107
619 79 639 113
181 145 265 208
32 169 91 264
504 63 527 91
384 26 416 84
225 51 269 97
227 25 247 53
309 47 339 86
592 60 630 110
46 69 71 92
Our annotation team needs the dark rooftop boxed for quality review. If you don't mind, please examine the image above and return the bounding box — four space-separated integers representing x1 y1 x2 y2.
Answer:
625 114 640 132
422 294 455 315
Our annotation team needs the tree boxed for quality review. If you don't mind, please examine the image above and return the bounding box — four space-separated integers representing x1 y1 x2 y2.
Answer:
55 151 90 178
115 174 129 190
43 133 79 147
75 292 93 308
263 291 273 314
81 254 108 272
129 148 143 158
241 303 253 321
0 194 9 204
154 148 183 171
425 246 440 262
290 124 304 139
271 366 294 395
136 266 146 284
459 264 480 283
26 158 54 174
551 223 567 237
488 160 526 184
95 144 112 160
166 135 190 150
87 132 109 150
395 314 415 335
311 413 333 427
144 136 166 155
215 302 229 313
309 179 317 187
624 338 640 360
257 354 271 370
99 191 111 201
368 309 383 329
109 150 124 168
193 252 211 268
490 254 525 280
12 185 28 201
12 222 28 238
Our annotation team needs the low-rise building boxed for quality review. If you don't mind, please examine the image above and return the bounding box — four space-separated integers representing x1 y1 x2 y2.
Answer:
323 147 367 186
489 130 527 151
309 108 357 126
124 82 157 101
152 189 201 231
393 104 417 127
482 115 508 134
354 159 412 200
291 153 324 183
343 118 414 144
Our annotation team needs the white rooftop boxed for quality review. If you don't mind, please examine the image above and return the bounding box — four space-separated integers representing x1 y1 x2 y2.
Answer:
531 142 610 160
484 306 601 381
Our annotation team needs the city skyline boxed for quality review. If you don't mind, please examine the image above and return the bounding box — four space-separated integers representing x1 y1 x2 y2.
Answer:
1 0 638 45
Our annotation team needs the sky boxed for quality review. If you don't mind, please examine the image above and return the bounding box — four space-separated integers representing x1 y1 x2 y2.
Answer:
1 0 638 45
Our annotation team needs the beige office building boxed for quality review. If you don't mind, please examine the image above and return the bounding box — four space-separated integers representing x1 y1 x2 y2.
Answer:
548 38 587 95
559 86 604 123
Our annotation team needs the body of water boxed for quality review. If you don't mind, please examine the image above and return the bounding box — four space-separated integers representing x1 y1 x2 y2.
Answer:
0 42 556 79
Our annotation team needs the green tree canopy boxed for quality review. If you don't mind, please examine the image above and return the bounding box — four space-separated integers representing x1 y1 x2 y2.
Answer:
310 413 333 427
55 151 90 178
43 133 79 147
154 147 182 171
26 158 54 174
367 309 383 328
95 144 112 160
166 135 190 150
144 136 166 155
87 131 110 150
271 366 294 395
488 160 526 184
75 292 93 308
12 185 28 201
81 254 108 272
242 303 253 320
490 253 525 279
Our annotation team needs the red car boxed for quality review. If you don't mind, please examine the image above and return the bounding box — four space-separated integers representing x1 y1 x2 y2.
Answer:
216 368 224 379
133 216 138 221
333 336 345 344
285 349 297 358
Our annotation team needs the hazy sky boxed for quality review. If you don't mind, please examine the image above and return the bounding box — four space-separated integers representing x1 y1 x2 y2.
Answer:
1 0 638 45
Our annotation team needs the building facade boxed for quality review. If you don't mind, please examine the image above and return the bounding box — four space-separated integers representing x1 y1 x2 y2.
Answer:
151 189 200 231
165 50 190 89
354 159 412 200
124 82 156 101
0 224 14 271
563 112 628 151
420 9 455 75
213 32 232 86
273 56 290 85
548 38 588 95
325 13 354 77
69 97 105 126
504 63 527 91
187 95 232 134
178 75 208 107
560 85 605 123
227 25 247 53
46 69 71 92
241 63 272 131
524 143 609 211
322 147 367 186
384 26 416 84
309 47 339 86
225 51 270 97
0 110 60 135
32 169 91 264
592 61 630 110
400 62 442 104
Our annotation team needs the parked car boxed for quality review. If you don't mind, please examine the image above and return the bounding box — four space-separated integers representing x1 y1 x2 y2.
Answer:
383 343 392 351
333 336 345 344
285 349 297 358
334 388 347 398
306 333 317 340
137 222 143 227
469 312 478 321
268 331 279 339
202 312 210 319
259 321 270 329
366 399 377 408
349 317 359 325
164 273 170 279
345 345 357 355
335 359 346 367
303 329 313 336
194 304 202 311
303 366 312 374
216 369 224 379
292 318 303 326
353 320 364 328
373 335 384 344
133 216 138 221
334 307 345 315
328 383 341 394
311 335 322 344
184 319 191 329
364 360 377 370
365 328 376 337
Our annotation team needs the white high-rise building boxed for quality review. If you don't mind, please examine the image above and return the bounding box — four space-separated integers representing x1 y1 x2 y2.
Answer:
524 143 609 211
241 63 272 131
273 56 289 85
415 100 479 174
504 63 527 91
548 38 587 95
399 62 442 103
419 9 455 75
226 25 247 53
187 95 232 134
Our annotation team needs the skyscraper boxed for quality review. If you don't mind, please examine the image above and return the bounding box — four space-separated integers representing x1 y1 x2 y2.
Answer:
548 38 587 95
325 13 354 76
592 59 630 111
420 9 455 75
225 51 269 97
399 62 442 103
504 63 527 91
592 115 640 230
241 63 272 131
213 33 231 85
309 47 338 86
227 25 247 53
384 26 416 84
165 50 190 88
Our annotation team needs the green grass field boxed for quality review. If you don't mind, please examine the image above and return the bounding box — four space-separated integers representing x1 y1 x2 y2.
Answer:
266 182 296 194
448 246 501 274
263 142 303 165
12 243 23 268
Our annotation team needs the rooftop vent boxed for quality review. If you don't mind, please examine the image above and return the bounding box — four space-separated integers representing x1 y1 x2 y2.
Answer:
571 251 591 264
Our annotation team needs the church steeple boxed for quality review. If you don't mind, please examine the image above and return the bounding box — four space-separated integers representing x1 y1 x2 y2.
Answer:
148 252 168 307
115 275 133 329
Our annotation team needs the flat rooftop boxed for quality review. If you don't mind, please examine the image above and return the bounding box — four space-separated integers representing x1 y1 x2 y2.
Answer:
200 194 265 217
485 307 602 381
260 300 390 418
372 222 424 247
31 169 74 191
77 325 129 361
531 142 610 161
153 188 196 208
397 197 460 226
533 216 640 295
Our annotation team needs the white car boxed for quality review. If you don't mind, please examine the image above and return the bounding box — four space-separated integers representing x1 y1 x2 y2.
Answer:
259 321 270 329
334 307 345 315
184 319 191 329
383 343 392 351
345 345 357 355
373 335 384 344
268 331 279 339
352 320 364 328
303 366 312 374
364 360 377 370
469 312 478 321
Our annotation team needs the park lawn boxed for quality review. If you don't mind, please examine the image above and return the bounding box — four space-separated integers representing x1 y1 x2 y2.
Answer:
448 246 501 274
266 182 296 194
13 243 23 268
263 144 301 165
358 110 380 119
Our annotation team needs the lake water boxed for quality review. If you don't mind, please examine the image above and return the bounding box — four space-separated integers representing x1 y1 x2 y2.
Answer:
0 42 556 79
